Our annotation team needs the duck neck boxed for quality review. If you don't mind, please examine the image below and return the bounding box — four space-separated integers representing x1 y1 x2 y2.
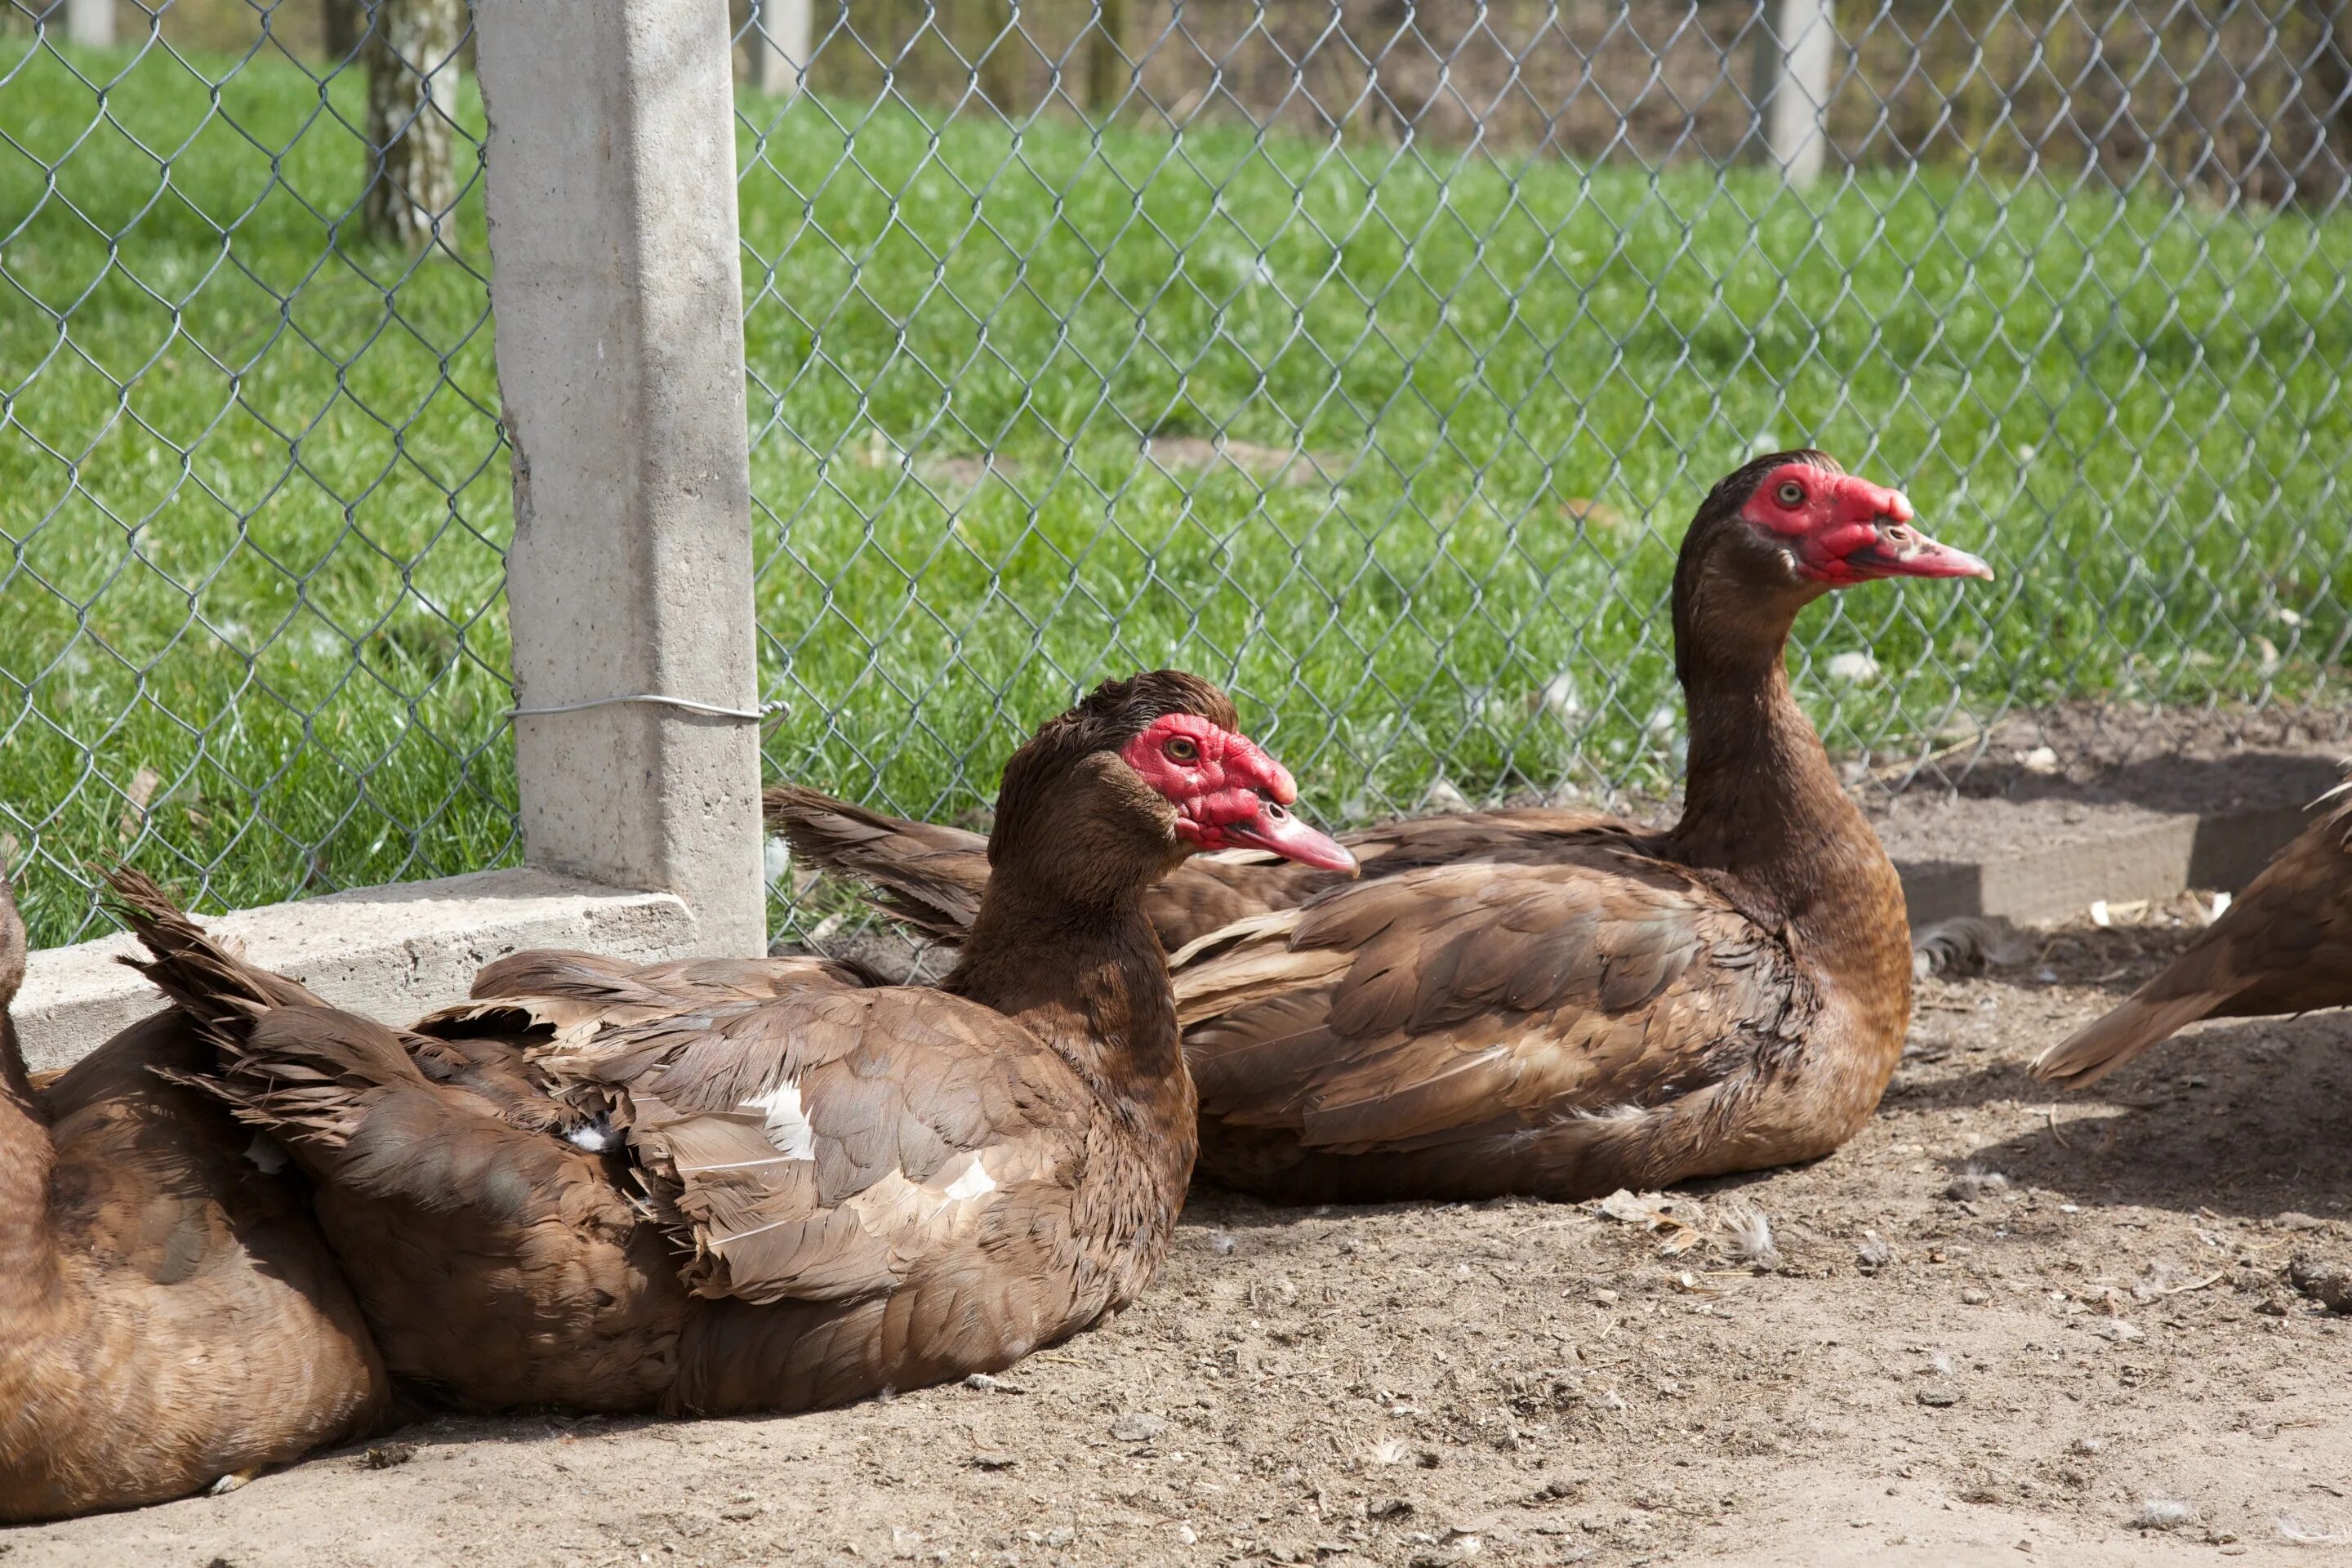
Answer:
946 863 1192 1132
1664 593 1909 996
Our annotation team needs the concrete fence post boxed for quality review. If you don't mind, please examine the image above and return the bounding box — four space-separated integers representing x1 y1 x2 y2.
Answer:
1766 0 1835 186
65 0 114 49
750 0 813 97
472 0 767 960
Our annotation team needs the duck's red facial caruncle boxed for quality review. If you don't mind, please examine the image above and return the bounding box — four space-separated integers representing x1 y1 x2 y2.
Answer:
1120 715 1357 874
1741 462 1993 586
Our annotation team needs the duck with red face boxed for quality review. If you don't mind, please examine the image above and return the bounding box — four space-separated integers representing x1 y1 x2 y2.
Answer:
118 671 1358 1417
1165 448 1992 1201
769 452 1996 1205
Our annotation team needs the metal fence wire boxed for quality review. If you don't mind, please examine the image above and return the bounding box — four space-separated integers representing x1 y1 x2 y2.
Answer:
4 1 2350 948
0 0 510 946
737 0 2352 916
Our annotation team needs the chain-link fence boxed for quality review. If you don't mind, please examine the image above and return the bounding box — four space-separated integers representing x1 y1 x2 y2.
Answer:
741 0 2352 888
4 1 2349 947
0 0 510 946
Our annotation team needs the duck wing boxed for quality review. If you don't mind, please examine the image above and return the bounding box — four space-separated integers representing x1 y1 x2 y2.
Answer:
2036 796 2352 1087
1172 851 1810 1200
114 878 701 1411
767 782 1638 952
537 982 1089 1308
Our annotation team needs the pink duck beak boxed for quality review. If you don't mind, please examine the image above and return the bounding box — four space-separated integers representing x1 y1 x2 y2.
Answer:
1220 799 1357 874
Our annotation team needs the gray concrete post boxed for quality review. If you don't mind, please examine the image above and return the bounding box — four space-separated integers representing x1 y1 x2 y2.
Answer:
65 0 114 49
750 0 812 98
473 0 767 959
1766 0 1834 187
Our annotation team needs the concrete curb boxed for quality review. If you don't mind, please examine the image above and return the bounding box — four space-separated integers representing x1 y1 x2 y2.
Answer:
1889 799 2315 929
18 867 697 1073
16 792 2317 1071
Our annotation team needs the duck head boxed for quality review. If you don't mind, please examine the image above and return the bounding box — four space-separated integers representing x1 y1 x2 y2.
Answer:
986 670 1355 906
1687 448 1993 599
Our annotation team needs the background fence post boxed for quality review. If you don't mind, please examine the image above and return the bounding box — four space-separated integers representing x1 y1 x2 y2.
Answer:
471 0 767 960
65 0 113 49
323 0 363 61
1767 0 1834 185
750 0 812 98
978 0 1021 114
1087 0 1129 118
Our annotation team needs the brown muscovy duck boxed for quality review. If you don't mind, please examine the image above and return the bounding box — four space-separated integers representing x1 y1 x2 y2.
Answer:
118 672 1353 1415
0 869 390 1522
766 787 1592 959
2035 784 2352 1088
768 452 1993 1202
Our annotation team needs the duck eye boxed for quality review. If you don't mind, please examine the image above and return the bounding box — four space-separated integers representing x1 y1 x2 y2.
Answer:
1164 736 1199 762
1775 480 1805 506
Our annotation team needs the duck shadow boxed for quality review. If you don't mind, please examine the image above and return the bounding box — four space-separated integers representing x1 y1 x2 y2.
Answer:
1940 748 2341 816
1947 922 2214 1000
1937 1010 2352 1220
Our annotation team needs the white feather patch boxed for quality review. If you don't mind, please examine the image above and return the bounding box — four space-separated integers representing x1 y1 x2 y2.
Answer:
564 1119 615 1152
741 1080 817 1160
243 1134 289 1175
942 1159 996 1201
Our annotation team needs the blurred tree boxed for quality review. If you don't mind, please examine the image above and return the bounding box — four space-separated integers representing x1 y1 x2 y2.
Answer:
322 0 361 61
976 0 1018 114
1086 0 1129 118
360 0 462 248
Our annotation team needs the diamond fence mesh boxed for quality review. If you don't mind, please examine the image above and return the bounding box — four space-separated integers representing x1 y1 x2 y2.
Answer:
0 0 511 947
740 0 2352 942
3 2 2349 951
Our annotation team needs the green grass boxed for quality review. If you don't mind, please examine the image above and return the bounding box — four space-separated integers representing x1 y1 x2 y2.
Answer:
7 38 2352 946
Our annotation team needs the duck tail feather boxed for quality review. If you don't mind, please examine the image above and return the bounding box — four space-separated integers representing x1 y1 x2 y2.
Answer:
762 782 987 941
2031 987 2230 1088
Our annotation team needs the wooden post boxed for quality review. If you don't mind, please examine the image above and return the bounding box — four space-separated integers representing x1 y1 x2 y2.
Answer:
1766 0 1834 186
749 0 811 97
323 0 363 61
65 0 113 48
978 0 1020 114
1086 0 1129 119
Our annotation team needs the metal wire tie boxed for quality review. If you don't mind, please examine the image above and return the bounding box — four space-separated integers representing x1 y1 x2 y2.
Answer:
508 694 789 722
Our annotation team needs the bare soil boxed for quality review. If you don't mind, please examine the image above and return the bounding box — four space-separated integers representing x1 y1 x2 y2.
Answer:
12 905 2352 1567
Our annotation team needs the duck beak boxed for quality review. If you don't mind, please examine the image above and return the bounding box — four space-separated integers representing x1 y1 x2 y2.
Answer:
1848 519 1994 581
1226 800 1358 875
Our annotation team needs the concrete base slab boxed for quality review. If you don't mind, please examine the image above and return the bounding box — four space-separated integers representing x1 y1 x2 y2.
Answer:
1877 785 2327 929
1890 802 2314 928
18 867 696 1073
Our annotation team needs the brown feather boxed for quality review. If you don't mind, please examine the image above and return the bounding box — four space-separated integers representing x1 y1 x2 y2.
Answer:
2 872 390 1522
2036 791 2352 1086
126 670 1254 1419
1171 454 1927 1202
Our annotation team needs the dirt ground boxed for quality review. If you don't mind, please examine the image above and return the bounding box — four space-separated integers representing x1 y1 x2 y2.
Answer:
12 898 2352 1568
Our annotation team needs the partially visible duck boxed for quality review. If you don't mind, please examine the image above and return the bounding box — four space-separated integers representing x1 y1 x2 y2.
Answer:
2035 783 2352 1088
124 672 1354 1415
765 784 1588 956
0 868 389 1521
773 453 1991 1203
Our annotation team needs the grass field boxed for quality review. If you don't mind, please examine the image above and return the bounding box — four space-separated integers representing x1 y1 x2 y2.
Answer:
4 37 2350 945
